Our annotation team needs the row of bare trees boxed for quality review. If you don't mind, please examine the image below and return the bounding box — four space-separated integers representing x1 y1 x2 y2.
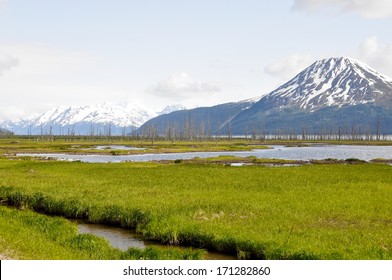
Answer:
5 115 389 142
139 118 389 142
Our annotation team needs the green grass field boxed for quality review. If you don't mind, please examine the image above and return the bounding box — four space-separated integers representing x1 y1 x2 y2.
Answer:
1 152 392 259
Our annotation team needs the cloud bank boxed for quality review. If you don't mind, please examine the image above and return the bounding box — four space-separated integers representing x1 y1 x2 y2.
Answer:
0 54 19 76
148 73 222 97
264 54 314 81
357 36 392 77
293 0 392 19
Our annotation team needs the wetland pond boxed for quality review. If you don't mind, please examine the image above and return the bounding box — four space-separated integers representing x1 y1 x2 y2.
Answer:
17 145 392 162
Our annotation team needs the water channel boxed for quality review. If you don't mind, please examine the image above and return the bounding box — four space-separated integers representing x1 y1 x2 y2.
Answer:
75 221 236 260
17 145 392 162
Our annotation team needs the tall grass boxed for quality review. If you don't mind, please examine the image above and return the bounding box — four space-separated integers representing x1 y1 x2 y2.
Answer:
0 205 204 260
1 157 392 259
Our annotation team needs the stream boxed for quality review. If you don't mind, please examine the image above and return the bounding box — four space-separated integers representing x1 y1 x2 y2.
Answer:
75 220 236 260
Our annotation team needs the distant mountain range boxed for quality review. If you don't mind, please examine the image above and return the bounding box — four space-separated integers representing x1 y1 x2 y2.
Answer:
0 127 12 135
141 57 392 136
0 103 185 136
2 57 392 136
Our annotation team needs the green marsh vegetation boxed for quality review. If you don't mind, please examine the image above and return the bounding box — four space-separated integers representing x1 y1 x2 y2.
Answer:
0 205 203 260
0 148 392 259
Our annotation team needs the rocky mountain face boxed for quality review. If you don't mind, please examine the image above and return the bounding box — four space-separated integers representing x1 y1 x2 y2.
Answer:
261 57 392 111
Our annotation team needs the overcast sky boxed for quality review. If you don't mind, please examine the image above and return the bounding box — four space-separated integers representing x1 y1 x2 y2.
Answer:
1 0 392 121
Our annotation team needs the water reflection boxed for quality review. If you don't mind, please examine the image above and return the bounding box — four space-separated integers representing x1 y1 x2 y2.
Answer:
77 222 145 249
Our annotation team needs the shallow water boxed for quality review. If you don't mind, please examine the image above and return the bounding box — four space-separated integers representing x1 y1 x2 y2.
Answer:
93 145 145 151
75 221 236 260
77 223 146 249
17 145 392 162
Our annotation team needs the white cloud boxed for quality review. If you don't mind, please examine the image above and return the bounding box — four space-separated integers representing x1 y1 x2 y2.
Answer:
0 43 104 121
148 73 222 97
356 36 392 77
264 54 314 81
293 0 392 19
0 54 19 76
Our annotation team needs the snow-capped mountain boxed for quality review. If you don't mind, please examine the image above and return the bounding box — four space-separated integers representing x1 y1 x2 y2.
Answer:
2 102 185 135
229 57 392 134
158 104 187 115
261 57 392 112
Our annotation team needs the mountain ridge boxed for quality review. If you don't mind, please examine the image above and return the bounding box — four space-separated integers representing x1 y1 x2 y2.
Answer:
137 97 259 137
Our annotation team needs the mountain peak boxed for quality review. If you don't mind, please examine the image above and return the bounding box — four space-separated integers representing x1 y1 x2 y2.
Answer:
228 57 392 135
264 56 392 112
